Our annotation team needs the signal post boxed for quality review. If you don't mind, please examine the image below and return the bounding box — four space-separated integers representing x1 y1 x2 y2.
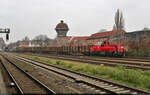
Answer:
0 28 10 40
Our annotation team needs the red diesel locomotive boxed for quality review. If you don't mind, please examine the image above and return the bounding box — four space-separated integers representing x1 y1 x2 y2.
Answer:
92 41 126 57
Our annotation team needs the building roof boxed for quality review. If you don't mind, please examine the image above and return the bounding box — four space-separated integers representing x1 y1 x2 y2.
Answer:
126 30 150 34
87 30 125 39
67 36 88 42
55 20 69 30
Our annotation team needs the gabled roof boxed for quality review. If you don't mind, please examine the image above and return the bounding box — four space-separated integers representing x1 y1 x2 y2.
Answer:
87 30 125 39
67 36 89 42
72 36 88 41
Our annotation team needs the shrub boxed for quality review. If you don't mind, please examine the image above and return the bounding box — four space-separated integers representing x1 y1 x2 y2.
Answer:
66 64 73 68
56 60 61 65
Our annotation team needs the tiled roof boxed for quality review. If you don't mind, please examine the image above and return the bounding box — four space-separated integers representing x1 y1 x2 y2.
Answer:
72 36 88 41
87 30 125 39
67 36 89 41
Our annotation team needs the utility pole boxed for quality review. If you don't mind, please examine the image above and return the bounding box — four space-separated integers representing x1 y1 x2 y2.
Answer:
0 28 10 41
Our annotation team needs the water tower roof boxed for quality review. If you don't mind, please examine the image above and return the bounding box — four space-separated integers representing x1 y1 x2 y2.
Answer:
55 20 69 30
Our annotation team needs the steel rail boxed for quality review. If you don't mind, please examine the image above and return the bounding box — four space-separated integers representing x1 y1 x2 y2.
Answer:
18 52 150 63
58 54 150 63
0 60 24 94
22 53 150 70
1 55 56 94
12 54 150 94
43 54 150 66
11 55 114 94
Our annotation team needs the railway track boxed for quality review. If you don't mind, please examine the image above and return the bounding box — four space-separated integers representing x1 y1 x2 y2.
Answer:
18 53 150 70
80 55 150 64
0 55 55 94
18 52 150 62
6 53 150 94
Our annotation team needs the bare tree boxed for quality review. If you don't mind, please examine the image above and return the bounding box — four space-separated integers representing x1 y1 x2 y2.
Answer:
22 36 30 41
142 27 149 31
33 34 51 46
33 34 49 41
113 9 125 31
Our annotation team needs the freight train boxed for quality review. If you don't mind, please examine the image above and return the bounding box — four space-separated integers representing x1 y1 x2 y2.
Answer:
18 41 126 57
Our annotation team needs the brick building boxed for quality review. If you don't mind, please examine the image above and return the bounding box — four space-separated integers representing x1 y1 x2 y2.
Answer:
85 29 150 45
67 36 88 45
18 40 29 47
86 30 125 45
124 30 150 42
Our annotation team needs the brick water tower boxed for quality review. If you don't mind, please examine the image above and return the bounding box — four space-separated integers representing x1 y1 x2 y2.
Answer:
55 20 69 45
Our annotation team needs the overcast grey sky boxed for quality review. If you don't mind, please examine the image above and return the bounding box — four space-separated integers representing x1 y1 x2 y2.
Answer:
0 0 150 43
